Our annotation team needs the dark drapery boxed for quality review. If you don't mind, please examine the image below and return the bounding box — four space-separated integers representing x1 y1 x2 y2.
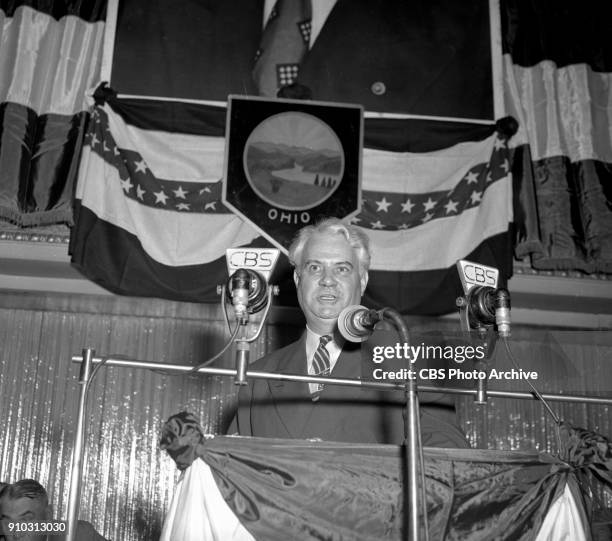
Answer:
161 431 612 541
0 1 105 225
502 0 612 274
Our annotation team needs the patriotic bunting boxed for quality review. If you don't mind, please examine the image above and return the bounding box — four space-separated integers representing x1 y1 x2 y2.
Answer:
71 95 511 313
70 0 511 314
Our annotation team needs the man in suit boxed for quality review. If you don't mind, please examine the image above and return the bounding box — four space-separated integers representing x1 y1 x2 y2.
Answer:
0 480 107 541
229 218 469 447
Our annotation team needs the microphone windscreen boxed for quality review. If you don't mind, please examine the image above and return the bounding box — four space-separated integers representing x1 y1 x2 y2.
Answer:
337 305 371 343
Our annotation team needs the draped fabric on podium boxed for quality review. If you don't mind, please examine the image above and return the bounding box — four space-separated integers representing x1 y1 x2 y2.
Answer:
502 0 612 273
159 435 606 541
0 1 105 225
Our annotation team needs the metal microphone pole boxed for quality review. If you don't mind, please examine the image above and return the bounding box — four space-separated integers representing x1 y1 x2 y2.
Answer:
234 320 250 386
380 308 425 541
66 347 94 541
456 294 495 405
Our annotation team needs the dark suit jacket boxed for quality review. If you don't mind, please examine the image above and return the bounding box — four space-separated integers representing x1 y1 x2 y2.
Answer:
229 334 469 447
298 0 493 119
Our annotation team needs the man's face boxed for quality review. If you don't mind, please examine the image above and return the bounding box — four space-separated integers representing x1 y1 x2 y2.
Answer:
0 496 49 540
294 232 368 334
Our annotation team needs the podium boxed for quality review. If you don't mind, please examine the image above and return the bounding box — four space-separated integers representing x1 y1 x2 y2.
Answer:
67 346 612 541
159 435 595 541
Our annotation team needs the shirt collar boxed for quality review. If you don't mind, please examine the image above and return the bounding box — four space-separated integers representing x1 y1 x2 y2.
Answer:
305 326 344 361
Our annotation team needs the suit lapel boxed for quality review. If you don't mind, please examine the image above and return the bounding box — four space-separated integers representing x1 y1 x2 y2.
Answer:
267 334 317 438
332 341 363 378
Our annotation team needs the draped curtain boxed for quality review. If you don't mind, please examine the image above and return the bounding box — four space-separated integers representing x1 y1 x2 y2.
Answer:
163 436 605 541
502 0 612 274
0 0 105 226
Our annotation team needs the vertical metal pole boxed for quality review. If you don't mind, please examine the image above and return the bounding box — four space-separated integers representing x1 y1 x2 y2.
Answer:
66 347 94 541
406 376 420 541
234 339 250 385
384 308 424 541
234 322 250 386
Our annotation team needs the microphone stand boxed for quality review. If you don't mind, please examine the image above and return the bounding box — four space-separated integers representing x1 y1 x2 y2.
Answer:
65 348 94 541
234 322 250 386
217 283 277 385
456 295 496 405
380 308 426 541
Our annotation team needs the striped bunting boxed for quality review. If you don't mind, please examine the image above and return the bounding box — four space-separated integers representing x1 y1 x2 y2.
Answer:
76 99 510 276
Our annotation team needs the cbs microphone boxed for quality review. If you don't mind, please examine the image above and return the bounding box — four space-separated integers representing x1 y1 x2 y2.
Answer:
223 248 280 319
456 259 511 337
467 286 511 338
337 305 383 342
229 268 251 318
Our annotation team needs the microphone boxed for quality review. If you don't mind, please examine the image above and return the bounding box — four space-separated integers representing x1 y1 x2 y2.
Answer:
230 269 251 318
226 268 268 318
455 259 511 336
465 286 511 336
223 248 280 318
337 305 383 342
494 288 511 338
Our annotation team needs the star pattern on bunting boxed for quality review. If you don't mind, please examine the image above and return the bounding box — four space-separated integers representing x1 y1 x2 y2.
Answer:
173 186 188 199
444 199 458 214
401 199 415 213
120 178 133 193
134 159 148 174
465 171 479 184
470 191 482 204
376 197 392 212
423 198 436 212
84 106 228 214
355 135 510 231
154 190 169 205
83 107 509 227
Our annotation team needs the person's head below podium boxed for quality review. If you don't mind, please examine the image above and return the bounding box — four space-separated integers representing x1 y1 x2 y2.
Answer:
0 479 107 541
0 480 50 540
289 218 370 335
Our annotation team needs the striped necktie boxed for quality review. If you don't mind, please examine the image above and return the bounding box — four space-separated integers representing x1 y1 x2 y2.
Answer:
253 0 312 97
311 334 332 396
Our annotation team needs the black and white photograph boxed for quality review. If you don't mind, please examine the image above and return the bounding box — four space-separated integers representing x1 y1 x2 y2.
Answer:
0 1 610 540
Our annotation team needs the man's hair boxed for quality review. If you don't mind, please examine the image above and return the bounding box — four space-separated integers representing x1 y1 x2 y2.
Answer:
0 479 48 506
288 218 371 274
